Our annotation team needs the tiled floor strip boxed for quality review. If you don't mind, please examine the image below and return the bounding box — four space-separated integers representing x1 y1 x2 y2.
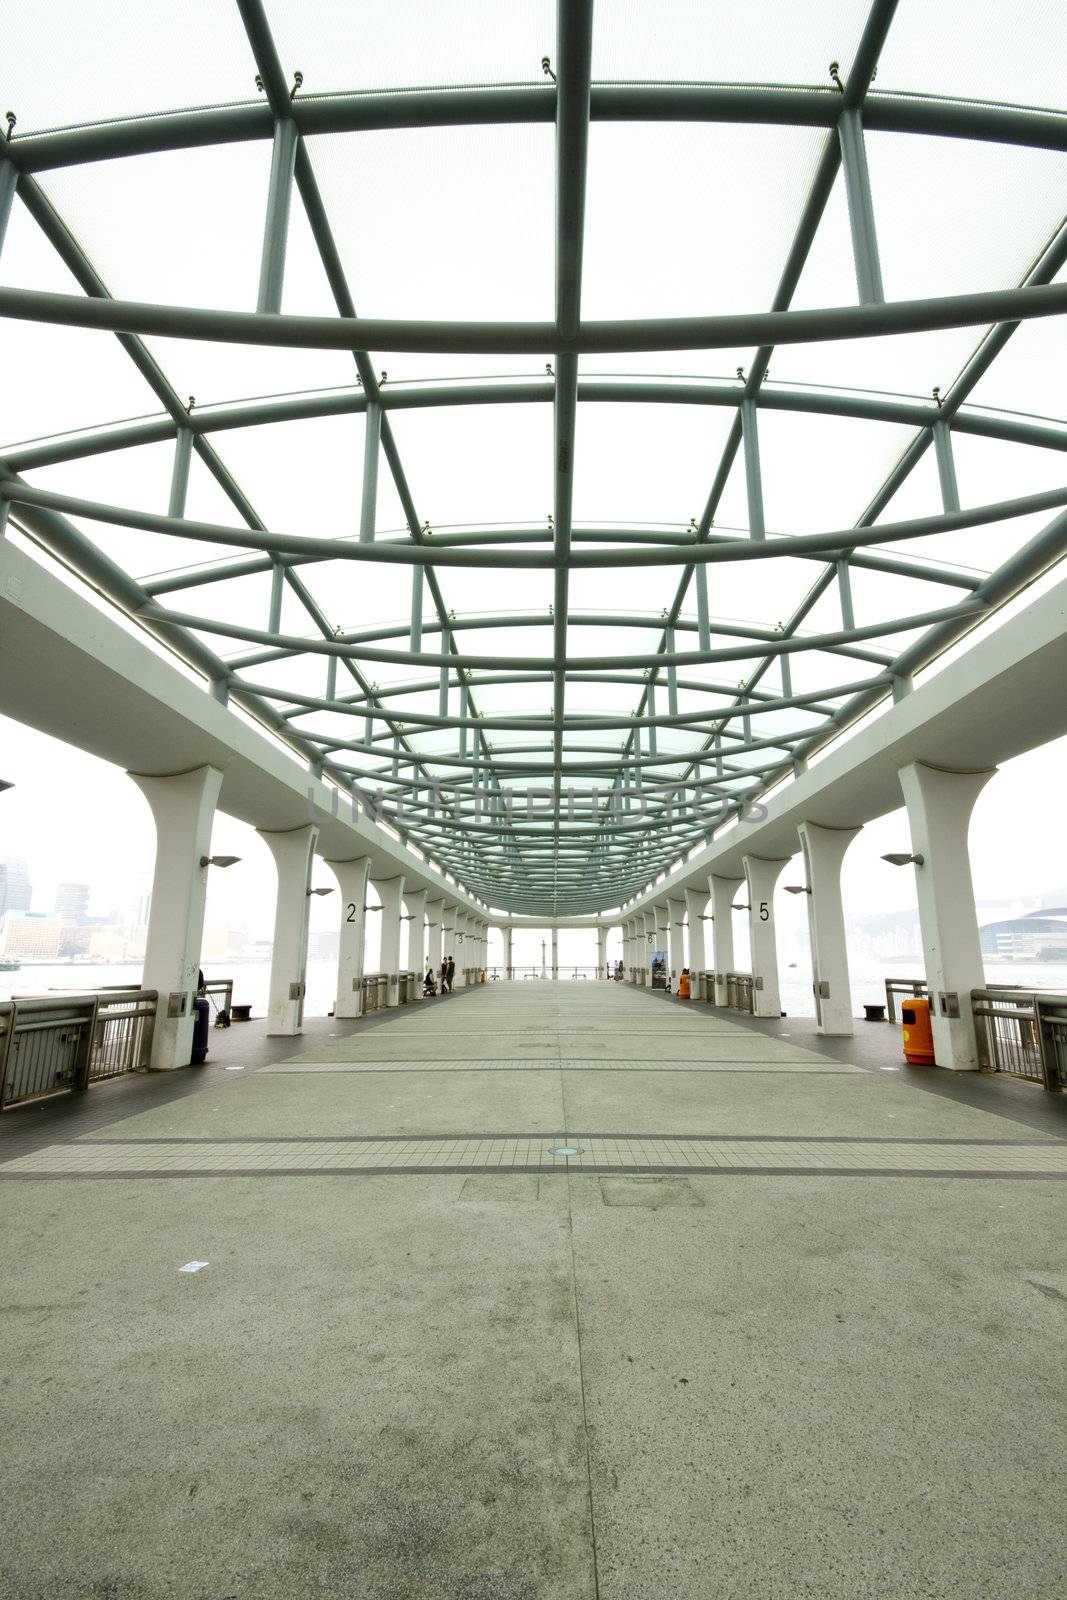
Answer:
4 1134 1065 1178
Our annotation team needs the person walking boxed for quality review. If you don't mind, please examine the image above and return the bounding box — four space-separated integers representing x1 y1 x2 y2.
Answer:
446 955 455 992
440 957 449 994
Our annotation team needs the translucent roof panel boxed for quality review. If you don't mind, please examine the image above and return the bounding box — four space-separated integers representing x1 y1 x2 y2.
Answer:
2 0 1064 916
307 126 554 323
874 0 1066 108
385 403 554 527
571 402 737 527
591 0 867 84
263 0 554 95
4 1 256 133
863 135 1067 303
583 123 824 319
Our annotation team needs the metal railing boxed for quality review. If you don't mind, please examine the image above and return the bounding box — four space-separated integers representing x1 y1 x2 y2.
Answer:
91 991 157 1081
885 977 929 1023
201 978 233 1017
361 973 389 1013
972 987 1067 1091
0 988 156 1110
492 965 606 981
1036 995 1067 1093
726 972 754 1013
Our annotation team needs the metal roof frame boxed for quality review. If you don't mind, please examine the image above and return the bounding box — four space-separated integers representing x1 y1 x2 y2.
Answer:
1 0 1065 916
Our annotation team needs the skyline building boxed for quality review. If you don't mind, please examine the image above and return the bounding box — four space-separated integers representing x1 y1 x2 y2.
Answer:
54 882 91 923
0 857 32 919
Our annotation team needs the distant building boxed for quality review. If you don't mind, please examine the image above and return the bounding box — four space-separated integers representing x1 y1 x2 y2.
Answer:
0 912 95 960
979 910 1067 961
0 857 32 918
88 925 146 963
55 882 90 923
0 912 62 960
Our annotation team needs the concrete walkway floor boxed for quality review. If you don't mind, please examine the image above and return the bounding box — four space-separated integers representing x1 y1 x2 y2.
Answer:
1 981 1064 1599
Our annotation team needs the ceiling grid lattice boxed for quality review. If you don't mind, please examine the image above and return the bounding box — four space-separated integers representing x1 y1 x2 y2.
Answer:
1 0 1064 916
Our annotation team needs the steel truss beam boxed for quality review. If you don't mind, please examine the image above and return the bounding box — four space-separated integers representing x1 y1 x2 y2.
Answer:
8 375 1065 476
2 280 1065 356
2 0 1065 918
4 83 1066 176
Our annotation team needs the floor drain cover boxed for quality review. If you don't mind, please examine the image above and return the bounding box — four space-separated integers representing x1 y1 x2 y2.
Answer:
548 1145 582 1158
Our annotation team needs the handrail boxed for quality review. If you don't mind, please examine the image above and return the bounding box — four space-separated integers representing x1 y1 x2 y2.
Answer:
0 988 158 1109
971 986 1067 1092
884 977 928 1023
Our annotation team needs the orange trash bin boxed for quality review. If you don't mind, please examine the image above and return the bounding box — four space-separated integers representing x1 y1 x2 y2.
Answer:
678 969 691 1000
901 997 935 1065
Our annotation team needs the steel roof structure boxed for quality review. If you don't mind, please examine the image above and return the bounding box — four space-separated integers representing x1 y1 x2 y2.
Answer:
1 0 1065 917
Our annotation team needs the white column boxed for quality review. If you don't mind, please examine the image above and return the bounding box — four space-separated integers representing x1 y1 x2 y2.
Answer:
798 822 862 1037
654 904 669 989
130 763 223 1070
597 924 608 978
743 855 790 1018
404 888 427 994
634 915 647 982
899 761 996 1070
371 873 405 1007
442 903 457 978
325 855 370 1019
666 896 685 987
454 911 469 985
551 926 559 978
426 897 445 980
503 924 513 977
709 872 744 1004
685 888 707 978
260 823 319 1035
642 911 657 982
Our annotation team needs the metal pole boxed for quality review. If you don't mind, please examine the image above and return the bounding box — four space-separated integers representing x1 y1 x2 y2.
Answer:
360 403 381 543
933 419 961 513
836 560 855 630
167 426 194 519
740 397 765 539
837 108 884 305
0 158 17 259
256 118 299 314
695 564 711 652
268 560 284 632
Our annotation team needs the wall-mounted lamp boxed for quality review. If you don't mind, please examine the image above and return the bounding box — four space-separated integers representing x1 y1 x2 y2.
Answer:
200 854 241 869
784 885 812 895
881 852 924 867
307 886 334 897
733 903 750 912
0 780 13 794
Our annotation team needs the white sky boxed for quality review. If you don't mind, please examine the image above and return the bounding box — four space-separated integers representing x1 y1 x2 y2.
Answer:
1 0 1065 926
